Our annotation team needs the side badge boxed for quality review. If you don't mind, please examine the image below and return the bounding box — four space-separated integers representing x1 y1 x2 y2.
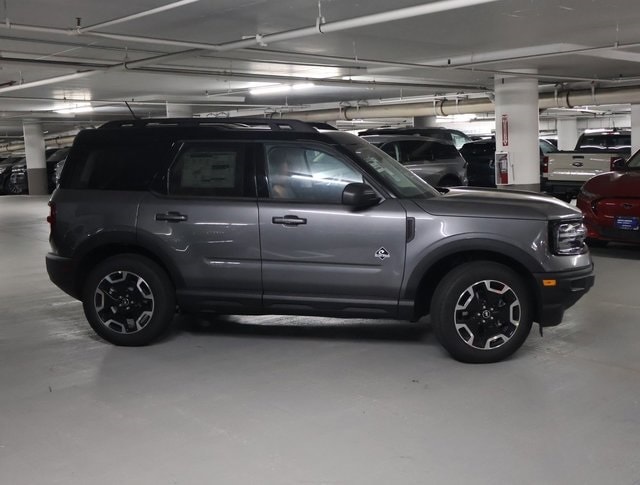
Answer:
375 247 390 260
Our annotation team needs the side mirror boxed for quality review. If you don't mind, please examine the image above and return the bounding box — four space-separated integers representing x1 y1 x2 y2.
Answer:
342 183 381 208
611 157 627 170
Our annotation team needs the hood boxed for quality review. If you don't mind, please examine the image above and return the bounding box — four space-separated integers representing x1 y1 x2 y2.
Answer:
413 187 582 221
583 170 640 198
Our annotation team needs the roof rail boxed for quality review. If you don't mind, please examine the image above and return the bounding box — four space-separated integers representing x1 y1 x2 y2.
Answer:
99 117 317 132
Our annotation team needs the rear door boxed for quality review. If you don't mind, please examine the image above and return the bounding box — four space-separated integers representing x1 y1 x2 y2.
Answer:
137 141 262 311
257 142 407 317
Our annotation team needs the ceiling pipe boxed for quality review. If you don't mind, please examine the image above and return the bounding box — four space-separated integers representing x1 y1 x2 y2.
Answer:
275 85 640 121
78 0 201 33
0 71 98 94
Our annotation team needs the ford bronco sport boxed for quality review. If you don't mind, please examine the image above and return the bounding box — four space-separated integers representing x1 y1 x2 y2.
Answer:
46 118 594 363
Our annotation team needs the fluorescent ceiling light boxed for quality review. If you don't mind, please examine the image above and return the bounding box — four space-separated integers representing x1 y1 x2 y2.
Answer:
250 83 315 96
53 101 93 114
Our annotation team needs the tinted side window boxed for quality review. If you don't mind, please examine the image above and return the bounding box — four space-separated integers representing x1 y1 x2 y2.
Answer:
63 143 167 191
169 143 253 197
398 140 431 163
266 145 363 203
432 142 460 159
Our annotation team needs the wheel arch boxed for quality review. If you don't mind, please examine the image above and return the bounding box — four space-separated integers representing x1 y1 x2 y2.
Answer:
404 239 543 321
73 235 183 300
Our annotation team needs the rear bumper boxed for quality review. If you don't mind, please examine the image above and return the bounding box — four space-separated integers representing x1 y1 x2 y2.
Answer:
533 265 595 327
46 253 80 299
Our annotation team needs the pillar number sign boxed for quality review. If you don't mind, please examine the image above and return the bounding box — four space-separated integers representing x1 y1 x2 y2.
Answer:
501 114 509 146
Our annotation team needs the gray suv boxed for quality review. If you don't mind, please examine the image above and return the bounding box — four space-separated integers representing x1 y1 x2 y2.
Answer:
360 134 468 187
46 118 594 363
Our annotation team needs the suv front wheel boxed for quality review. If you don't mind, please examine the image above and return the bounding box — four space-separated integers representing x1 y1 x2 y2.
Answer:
82 254 176 346
430 262 533 363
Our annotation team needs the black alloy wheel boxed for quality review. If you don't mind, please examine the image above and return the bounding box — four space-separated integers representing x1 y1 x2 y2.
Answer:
82 255 175 346
431 261 533 363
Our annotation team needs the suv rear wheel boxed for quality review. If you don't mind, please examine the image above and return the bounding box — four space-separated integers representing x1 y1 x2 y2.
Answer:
430 261 533 363
82 254 175 346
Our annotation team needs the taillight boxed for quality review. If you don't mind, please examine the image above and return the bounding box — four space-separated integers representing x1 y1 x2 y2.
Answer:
47 201 56 228
542 156 549 174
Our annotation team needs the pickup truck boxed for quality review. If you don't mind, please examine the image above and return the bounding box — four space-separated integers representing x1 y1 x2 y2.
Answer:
541 130 631 201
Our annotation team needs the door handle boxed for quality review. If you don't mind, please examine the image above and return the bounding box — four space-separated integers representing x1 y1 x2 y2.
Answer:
272 215 307 226
155 211 188 222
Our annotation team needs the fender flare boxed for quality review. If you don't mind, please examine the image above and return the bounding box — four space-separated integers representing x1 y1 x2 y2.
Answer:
402 236 544 300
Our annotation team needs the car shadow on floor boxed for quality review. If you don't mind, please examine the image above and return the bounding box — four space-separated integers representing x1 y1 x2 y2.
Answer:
170 313 432 345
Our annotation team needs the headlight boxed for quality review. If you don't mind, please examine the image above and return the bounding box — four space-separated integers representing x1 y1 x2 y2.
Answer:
11 166 26 175
550 220 587 255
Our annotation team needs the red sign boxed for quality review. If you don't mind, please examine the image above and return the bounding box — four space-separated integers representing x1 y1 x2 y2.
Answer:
501 114 509 146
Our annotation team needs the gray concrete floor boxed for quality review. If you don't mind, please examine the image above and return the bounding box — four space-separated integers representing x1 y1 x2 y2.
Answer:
1 195 640 485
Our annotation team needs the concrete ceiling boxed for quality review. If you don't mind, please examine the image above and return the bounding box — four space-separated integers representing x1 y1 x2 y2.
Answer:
1 0 640 145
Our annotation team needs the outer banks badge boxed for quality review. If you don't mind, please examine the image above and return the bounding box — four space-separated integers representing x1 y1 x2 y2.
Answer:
375 247 390 260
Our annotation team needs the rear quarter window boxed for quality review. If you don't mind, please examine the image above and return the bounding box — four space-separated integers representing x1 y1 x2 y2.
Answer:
61 142 168 190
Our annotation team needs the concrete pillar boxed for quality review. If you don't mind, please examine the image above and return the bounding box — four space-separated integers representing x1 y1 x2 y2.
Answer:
557 117 579 151
166 102 193 118
632 104 640 155
494 70 540 190
23 121 47 195
413 115 437 127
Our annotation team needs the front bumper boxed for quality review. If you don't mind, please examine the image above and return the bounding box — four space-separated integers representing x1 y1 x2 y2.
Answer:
533 265 595 327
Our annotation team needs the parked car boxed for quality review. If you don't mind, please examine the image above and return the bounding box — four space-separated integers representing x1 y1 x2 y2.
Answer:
360 134 468 187
47 118 594 363
359 127 472 149
576 149 640 246
459 137 557 188
8 148 69 194
0 156 25 194
542 130 631 201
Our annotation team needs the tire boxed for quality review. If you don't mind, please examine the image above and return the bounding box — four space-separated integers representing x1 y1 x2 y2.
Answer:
82 254 176 346
430 262 533 363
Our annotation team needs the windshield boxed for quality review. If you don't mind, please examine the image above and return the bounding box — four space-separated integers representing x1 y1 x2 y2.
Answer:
328 132 439 199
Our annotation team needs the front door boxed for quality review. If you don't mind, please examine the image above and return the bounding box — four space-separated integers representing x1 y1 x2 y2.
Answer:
258 143 407 317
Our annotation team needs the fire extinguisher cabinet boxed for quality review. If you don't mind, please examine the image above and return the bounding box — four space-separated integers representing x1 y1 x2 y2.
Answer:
495 152 510 185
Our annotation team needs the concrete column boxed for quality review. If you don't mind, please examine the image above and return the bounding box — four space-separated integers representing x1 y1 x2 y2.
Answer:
557 117 579 151
413 115 437 127
632 104 640 155
166 102 193 118
23 121 47 195
494 70 540 190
